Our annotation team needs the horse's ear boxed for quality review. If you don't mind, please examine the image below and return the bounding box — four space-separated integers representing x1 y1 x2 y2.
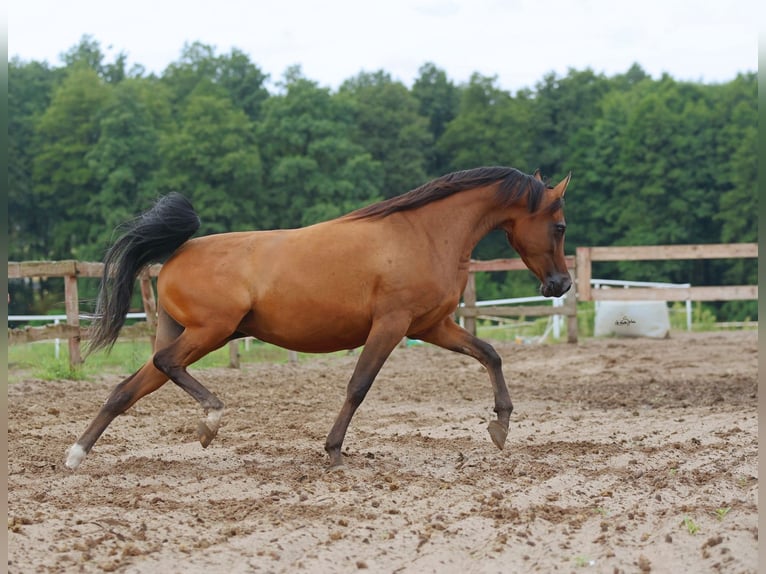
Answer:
533 169 543 181
553 172 572 198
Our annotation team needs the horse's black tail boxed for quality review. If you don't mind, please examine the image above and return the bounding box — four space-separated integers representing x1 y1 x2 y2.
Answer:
87 193 200 354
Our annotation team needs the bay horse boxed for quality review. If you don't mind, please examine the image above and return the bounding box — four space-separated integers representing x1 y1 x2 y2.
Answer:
65 166 571 470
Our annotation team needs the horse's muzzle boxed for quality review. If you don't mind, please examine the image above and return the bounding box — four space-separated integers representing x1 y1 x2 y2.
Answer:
541 273 572 298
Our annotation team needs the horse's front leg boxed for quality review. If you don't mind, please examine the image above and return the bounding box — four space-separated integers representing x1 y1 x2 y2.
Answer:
418 317 512 449
325 312 411 468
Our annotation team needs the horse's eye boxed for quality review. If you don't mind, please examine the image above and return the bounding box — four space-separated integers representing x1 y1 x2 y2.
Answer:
554 223 566 235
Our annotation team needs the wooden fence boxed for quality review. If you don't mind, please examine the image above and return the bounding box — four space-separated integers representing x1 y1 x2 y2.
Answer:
459 243 757 342
8 242 758 369
575 243 758 302
457 256 579 343
8 260 161 365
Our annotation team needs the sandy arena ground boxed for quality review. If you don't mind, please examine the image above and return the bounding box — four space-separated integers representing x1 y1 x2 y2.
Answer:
7 330 758 573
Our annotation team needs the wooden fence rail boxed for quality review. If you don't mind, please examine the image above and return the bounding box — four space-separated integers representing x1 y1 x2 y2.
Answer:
575 243 758 302
8 243 758 369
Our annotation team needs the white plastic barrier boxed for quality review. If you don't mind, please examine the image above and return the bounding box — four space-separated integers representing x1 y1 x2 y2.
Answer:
592 280 689 338
594 300 671 338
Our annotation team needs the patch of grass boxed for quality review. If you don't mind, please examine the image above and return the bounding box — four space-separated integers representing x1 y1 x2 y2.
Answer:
736 475 751 488
10 341 152 382
477 321 543 343
476 313 576 343
714 507 731 521
34 358 88 381
572 555 593 568
682 516 700 535
8 338 346 382
576 302 596 338
669 301 719 332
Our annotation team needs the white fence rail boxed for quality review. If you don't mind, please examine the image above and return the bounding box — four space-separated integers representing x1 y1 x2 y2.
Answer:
9 313 147 359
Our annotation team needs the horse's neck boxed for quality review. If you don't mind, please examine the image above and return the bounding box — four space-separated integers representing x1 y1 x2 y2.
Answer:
414 186 516 262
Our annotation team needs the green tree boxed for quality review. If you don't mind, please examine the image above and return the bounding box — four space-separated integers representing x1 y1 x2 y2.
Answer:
412 62 459 176
8 58 63 260
714 74 757 245
257 68 383 228
82 78 173 259
711 73 757 320
530 68 611 178
32 66 112 258
564 86 631 249
60 34 132 83
437 73 534 172
581 75 755 292
612 80 721 247
161 42 270 120
156 83 263 235
339 70 431 198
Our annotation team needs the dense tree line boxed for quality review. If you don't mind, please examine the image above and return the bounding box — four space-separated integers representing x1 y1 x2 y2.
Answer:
9 37 757 320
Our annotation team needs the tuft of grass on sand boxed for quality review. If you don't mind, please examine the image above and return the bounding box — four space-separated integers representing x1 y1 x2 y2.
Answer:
8 338 304 382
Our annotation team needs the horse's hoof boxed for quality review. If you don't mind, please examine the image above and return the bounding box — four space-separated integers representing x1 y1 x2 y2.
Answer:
197 421 217 448
325 462 346 473
325 450 345 471
65 443 86 470
487 420 508 450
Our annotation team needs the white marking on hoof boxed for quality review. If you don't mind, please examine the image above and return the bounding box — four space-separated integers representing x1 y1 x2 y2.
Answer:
205 408 223 433
65 443 86 470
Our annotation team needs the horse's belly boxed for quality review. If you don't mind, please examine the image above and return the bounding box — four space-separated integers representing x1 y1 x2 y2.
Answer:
238 295 373 353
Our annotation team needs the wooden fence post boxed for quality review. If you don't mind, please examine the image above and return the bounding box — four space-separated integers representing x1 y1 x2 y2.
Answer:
463 272 477 336
575 247 592 302
139 271 157 350
565 268 578 343
228 341 240 368
64 273 82 368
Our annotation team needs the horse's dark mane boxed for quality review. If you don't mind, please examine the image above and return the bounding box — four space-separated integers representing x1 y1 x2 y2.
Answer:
347 166 547 220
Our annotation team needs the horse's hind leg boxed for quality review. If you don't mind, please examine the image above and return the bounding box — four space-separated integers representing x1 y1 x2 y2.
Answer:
418 317 512 450
65 307 183 470
151 325 234 448
65 362 170 469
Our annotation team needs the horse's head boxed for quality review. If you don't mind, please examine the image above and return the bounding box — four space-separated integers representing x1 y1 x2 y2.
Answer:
504 171 572 298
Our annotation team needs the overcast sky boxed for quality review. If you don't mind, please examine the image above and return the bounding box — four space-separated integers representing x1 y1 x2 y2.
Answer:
8 0 760 92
